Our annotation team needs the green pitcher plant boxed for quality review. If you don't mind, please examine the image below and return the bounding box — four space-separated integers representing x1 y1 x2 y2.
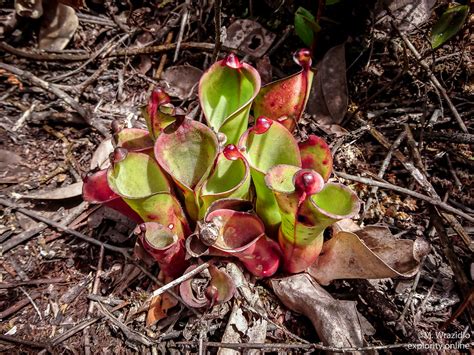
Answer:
82 50 362 307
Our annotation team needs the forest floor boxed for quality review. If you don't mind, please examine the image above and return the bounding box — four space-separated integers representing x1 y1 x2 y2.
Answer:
0 0 472 353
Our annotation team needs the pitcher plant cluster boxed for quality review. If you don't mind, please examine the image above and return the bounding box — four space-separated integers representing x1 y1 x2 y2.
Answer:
83 49 361 308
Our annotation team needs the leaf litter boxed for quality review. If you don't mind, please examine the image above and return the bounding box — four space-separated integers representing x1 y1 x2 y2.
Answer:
0 0 472 353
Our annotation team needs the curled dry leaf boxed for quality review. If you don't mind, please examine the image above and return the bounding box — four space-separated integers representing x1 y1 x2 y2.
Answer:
307 222 431 285
146 275 178 327
89 138 114 170
271 273 368 347
179 264 235 308
306 44 348 126
223 19 276 58
39 1 78 51
19 182 83 200
161 66 203 100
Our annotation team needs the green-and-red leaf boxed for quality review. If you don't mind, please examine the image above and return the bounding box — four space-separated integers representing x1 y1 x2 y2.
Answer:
154 119 218 220
252 49 314 131
298 135 333 181
136 222 188 278
239 118 301 234
199 53 261 144
266 164 360 273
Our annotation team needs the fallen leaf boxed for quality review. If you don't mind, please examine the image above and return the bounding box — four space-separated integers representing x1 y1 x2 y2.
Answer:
219 263 267 354
256 56 272 85
378 0 436 33
160 66 203 100
306 44 348 125
219 303 248 355
135 32 154 75
39 1 78 51
307 223 430 285
271 273 370 347
147 274 178 327
0 149 22 165
19 182 83 200
90 138 114 170
223 19 276 58
15 212 39 230
0 149 30 184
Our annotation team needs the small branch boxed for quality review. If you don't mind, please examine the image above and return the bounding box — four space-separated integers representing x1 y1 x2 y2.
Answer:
361 130 406 220
335 171 474 223
0 291 41 319
421 130 474 144
0 41 246 62
150 262 209 299
0 277 66 289
393 23 468 133
2 201 88 253
132 261 201 316
0 335 48 349
175 340 415 352
97 302 154 346
0 198 131 258
212 0 222 62
173 0 190 62
431 210 474 324
0 62 89 122
19 287 42 320
358 119 473 250
84 245 104 355
49 301 130 347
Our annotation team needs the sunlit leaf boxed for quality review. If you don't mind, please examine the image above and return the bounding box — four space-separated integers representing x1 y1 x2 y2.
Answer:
431 5 469 49
199 53 261 144
135 222 188 278
239 118 301 233
266 165 360 273
252 49 314 131
294 7 320 47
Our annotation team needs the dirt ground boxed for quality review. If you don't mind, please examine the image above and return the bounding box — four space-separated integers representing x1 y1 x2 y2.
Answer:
0 0 472 353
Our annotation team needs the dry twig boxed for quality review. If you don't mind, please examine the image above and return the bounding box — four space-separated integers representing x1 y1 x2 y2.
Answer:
0 198 131 257
175 340 415 352
335 172 474 223
393 23 468 133
150 262 209 299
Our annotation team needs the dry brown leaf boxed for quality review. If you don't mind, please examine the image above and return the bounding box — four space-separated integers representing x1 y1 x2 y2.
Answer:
0 149 30 184
219 263 267 355
307 223 430 285
378 0 436 33
160 66 203 100
146 275 179 327
39 1 78 51
19 182 83 200
271 273 371 348
224 19 276 58
135 32 154 75
89 138 113 170
307 44 348 126
256 56 272 85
